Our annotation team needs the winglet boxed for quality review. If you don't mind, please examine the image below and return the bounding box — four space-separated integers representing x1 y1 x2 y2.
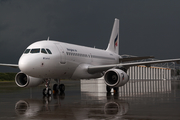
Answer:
106 18 119 54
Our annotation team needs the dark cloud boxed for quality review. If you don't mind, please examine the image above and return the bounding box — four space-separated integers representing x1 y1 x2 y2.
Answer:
0 0 180 72
0 23 8 32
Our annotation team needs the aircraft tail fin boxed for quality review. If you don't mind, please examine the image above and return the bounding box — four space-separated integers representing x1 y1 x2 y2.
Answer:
106 18 119 54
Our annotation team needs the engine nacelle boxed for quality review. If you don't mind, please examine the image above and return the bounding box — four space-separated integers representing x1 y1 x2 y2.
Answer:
15 72 44 88
104 69 129 88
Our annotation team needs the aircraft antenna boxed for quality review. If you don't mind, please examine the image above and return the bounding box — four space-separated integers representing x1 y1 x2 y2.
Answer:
47 37 50 41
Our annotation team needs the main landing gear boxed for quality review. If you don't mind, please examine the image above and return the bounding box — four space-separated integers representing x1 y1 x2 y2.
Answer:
42 79 65 96
53 79 65 94
53 83 65 94
106 85 119 93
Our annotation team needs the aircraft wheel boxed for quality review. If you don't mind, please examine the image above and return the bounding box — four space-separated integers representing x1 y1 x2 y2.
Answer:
43 88 47 96
43 88 52 96
53 84 59 93
59 84 65 92
106 85 112 93
113 87 119 93
47 88 52 96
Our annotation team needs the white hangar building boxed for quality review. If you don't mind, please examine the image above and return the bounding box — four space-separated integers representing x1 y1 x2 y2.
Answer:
123 55 175 80
127 65 171 80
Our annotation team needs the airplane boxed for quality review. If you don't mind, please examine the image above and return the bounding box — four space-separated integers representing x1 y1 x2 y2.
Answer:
0 18 180 96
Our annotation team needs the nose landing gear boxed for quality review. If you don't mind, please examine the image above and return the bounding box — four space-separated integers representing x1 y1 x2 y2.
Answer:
42 79 66 96
43 79 52 96
106 85 119 93
43 88 52 96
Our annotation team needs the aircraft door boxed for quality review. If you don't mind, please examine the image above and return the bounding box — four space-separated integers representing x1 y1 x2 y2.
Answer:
55 44 66 64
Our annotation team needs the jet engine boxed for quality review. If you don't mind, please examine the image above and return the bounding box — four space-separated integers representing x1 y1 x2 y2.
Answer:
15 72 44 88
104 69 129 88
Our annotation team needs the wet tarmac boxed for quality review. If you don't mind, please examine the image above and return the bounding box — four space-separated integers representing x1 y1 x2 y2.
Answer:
0 79 180 120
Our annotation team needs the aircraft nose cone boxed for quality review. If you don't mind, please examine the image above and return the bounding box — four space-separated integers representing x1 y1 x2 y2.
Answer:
18 55 32 73
18 57 27 72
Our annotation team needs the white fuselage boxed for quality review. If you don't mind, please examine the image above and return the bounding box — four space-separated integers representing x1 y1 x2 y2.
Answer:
19 40 120 79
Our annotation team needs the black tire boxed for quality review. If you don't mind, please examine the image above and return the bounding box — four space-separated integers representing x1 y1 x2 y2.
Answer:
113 87 119 93
47 88 52 96
53 84 58 93
106 85 112 93
43 88 52 96
59 84 65 92
43 88 47 96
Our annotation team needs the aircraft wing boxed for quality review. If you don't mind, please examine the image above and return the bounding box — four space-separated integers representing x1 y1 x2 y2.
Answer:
0 63 19 68
119 56 154 62
88 58 180 74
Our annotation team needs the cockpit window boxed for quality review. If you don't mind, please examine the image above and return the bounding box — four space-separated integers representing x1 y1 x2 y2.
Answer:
30 48 40 53
23 48 51 54
41 48 47 54
46 49 52 54
24 49 30 54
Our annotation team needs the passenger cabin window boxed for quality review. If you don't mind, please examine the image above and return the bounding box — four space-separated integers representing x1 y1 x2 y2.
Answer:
41 48 47 54
24 49 30 54
30 48 40 53
46 49 52 54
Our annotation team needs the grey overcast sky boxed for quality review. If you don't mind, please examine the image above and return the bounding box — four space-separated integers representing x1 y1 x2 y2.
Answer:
0 0 180 72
